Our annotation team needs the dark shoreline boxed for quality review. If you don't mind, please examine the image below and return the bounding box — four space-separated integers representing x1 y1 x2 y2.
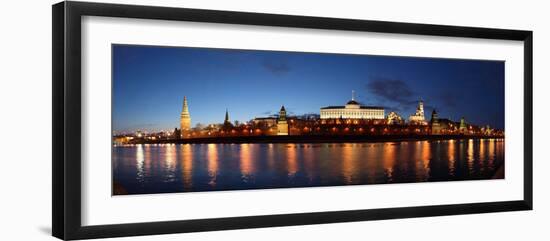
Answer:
129 134 503 145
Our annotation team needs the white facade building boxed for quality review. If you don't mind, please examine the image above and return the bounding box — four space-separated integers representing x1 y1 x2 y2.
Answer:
320 91 385 119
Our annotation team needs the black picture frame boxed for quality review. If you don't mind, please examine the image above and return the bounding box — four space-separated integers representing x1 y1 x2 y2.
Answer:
52 1 533 240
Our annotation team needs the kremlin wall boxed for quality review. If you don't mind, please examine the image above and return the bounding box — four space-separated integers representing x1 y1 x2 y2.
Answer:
114 91 504 144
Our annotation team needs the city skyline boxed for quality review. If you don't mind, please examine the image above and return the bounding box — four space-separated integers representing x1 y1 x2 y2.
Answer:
113 44 505 133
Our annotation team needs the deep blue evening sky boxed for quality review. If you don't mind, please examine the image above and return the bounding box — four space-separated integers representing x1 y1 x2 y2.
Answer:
113 44 504 133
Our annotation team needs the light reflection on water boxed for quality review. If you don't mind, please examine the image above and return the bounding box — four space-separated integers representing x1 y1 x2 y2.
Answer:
181 144 193 189
207 144 218 186
113 139 505 195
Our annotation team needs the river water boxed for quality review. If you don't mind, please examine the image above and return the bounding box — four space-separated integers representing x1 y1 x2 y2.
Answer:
112 139 504 195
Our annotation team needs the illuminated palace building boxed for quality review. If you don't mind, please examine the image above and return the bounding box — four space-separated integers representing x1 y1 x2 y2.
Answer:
320 91 385 119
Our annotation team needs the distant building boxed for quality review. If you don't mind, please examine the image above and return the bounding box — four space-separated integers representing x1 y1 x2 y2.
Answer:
180 96 191 137
296 113 320 120
408 99 425 123
437 118 458 132
483 125 493 135
253 117 277 126
386 111 403 124
277 105 289 135
430 109 442 135
320 91 385 119
173 127 181 139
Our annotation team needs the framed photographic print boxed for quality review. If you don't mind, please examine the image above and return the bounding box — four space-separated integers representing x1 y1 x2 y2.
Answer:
52 1 533 240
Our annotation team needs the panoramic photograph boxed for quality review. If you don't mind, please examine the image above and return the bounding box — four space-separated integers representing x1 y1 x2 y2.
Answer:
111 44 505 195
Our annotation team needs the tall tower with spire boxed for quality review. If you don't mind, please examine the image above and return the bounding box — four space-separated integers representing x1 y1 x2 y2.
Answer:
277 105 289 136
222 108 233 130
224 109 230 125
180 96 191 137
418 99 425 118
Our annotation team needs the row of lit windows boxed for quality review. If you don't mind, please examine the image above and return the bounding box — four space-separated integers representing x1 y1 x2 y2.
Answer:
321 113 383 116
321 110 384 118
321 113 383 117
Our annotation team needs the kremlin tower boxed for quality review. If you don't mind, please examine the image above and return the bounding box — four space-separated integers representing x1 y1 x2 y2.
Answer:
277 105 289 135
180 96 191 137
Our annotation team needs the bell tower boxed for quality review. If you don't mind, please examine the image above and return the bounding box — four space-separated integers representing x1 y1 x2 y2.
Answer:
418 99 424 118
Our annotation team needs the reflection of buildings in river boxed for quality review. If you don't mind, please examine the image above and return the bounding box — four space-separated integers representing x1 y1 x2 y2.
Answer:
479 139 486 172
286 144 298 177
467 139 474 171
207 144 218 186
495 139 504 158
144 144 152 178
116 137 506 193
458 140 465 170
479 139 486 159
164 144 177 182
382 143 396 181
341 144 358 184
421 141 430 169
488 139 496 166
413 141 423 163
181 144 193 188
240 144 255 180
433 140 442 161
415 141 430 181
136 144 145 181
397 142 411 169
302 144 316 181
447 140 455 175
494 139 504 173
266 143 275 169
429 140 441 178
364 143 380 184
318 144 337 179
411 141 430 181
